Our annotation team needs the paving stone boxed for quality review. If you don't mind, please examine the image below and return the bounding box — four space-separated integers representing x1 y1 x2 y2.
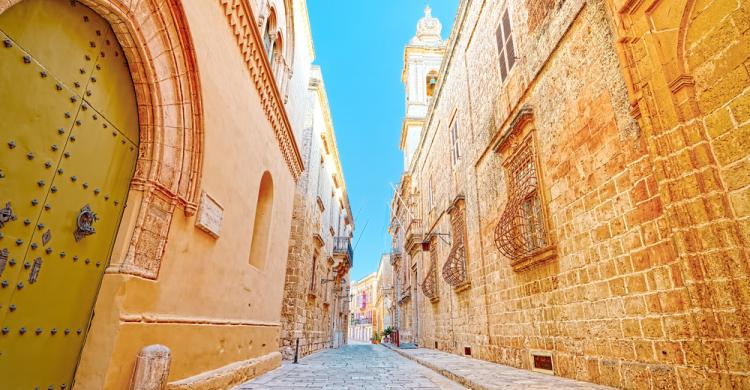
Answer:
235 343 465 390
384 345 614 390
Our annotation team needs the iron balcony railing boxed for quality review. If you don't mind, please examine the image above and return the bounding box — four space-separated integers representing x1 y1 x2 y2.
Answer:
333 237 354 267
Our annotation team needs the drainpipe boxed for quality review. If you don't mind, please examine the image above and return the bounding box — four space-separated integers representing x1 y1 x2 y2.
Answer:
395 264 401 347
414 256 420 345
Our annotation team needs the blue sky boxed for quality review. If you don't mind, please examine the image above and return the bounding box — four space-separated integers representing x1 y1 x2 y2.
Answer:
307 1 459 281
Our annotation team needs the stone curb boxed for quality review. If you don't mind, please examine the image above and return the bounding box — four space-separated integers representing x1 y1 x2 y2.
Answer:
381 343 487 390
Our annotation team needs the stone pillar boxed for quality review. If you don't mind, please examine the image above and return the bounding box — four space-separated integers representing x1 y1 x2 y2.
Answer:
129 345 171 390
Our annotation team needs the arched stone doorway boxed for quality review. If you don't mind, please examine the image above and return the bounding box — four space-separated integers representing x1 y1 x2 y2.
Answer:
0 0 204 387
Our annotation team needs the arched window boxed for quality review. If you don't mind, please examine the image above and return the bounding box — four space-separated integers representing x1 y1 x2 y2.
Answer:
426 70 439 97
271 32 283 74
263 10 277 61
249 171 274 268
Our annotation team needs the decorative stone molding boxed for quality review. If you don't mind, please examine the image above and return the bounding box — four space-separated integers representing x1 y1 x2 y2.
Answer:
129 345 171 390
218 0 303 181
0 0 206 281
113 190 176 279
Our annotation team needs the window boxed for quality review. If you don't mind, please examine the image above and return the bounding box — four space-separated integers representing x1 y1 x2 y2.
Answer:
442 198 468 288
316 156 325 210
493 108 556 270
428 177 434 210
509 142 547 252
450 120 461 165
496 9 516 81
310 252 318 292
263 11 277 61
426 70 439 97
249 172 274 268
329 191 336 234
271 34 283 75
494 134 554 267
421 238 439 302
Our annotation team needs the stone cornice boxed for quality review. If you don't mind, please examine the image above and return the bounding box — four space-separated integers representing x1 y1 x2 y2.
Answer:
400 117 425 150
219 0 304 181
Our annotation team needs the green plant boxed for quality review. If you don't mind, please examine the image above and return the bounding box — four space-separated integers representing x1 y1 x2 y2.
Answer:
370 331 381 342
383 327 393 337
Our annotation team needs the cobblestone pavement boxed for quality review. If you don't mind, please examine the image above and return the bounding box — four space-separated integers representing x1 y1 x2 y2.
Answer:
235 342 466 389
386 345 613 390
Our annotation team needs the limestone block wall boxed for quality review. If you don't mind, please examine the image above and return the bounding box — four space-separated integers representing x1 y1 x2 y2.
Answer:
395 0 750 387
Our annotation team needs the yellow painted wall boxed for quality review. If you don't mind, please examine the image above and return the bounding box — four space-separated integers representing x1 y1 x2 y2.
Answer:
74 0 299 388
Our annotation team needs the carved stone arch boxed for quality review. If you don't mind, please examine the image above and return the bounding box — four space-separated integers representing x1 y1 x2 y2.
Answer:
639 0 700 120
676 0 698 75
281 0 295 69
0 0 205 279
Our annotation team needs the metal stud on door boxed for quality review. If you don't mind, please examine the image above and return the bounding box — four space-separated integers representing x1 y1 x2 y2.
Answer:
0 1 139 388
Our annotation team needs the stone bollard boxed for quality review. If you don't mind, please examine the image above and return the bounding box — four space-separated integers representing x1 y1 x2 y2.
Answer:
129 344 172 390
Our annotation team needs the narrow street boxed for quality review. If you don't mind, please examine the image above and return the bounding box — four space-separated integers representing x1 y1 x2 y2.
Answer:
0 0 747 388
236 343 465 390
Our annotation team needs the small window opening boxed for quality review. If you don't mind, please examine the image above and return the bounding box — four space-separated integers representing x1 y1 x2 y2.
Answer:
496 9 516 81
532 353 554 373
426 70 439 97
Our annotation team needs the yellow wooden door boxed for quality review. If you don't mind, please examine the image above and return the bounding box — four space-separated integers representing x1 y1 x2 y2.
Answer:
0 1 138 388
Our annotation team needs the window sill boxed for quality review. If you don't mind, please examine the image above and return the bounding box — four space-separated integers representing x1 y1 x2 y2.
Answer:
452 280 471 293
510 245 557 272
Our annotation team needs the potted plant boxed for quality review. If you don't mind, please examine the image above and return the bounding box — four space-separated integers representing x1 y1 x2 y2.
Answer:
382 327 393 343
370 331 381 344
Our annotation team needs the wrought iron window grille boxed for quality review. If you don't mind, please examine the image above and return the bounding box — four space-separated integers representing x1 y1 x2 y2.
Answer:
442 201 469 289
421 239 440 303
494 136 553 267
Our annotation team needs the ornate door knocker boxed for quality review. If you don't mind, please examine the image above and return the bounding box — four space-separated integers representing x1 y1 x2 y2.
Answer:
74 204 98 242
0 202 16 228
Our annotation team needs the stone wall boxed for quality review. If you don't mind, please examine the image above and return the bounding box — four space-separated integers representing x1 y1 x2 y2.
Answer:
393 0 750 387
279 67 354 360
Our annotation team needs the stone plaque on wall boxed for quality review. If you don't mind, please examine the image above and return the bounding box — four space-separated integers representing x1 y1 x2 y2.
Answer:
195 191 223 238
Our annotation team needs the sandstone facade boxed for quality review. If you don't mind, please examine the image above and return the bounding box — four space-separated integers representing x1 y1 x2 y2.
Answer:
279 65 355 360
390 0 750 388
0 0 322 388
350 273 377 342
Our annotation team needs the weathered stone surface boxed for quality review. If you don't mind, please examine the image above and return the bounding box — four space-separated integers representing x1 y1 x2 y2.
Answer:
130 345 172 390
195 192 224 238
167 351 281 390
389 0 750 388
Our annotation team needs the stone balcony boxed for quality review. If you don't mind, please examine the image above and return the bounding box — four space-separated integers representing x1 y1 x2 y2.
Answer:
404 219 423 255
